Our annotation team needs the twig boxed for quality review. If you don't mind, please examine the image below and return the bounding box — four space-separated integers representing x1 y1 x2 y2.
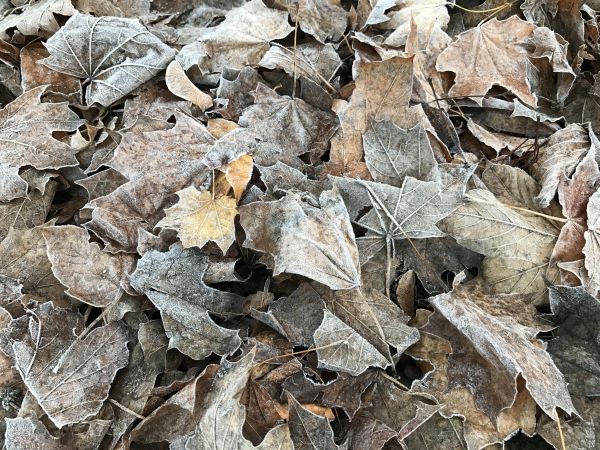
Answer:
109 399 146 420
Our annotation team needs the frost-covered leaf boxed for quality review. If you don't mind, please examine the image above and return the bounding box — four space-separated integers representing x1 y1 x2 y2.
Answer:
85 113 214 252
42 225 137 307
363 120 438 186
41 12 176 106
547 285 600 397
157 186 238 254
289 0 348 44
6 302 129 428
239 188 361 290
129 244 243 359
0 0 75 40
0 86 82 170
177 0 292 74
584 189 600 296
287 393 345 450
437 16 537 106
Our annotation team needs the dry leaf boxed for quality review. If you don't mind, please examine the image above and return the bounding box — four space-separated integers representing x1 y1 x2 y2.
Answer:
158 186 238 254
0 0 75 40
41 12 176 106
42 225 137 307
4 302 129 428
289 0 348 44
584 189 600 296
239 188 361 290
165 60 213 111
225 154 254 201
437 16 537 106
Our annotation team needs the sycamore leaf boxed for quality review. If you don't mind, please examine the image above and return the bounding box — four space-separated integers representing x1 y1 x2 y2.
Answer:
165 60 213 111
363 120 438 186
313 310 389 376
157 186 238 254
0 86 82 170
0 0 75 40
289 0 348 44
41 12 176 106
239 188 361 290
6 302 129 428
287 393 345 450
436 16 537 106
42 225 137 307
129 244 243 360
185 350 293 450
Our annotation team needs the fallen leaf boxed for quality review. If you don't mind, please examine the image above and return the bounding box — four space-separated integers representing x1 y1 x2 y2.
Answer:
165 60 213 111
130 244 243 359
4 302 129 428
225 154 254 201
239 188 361 290
41 12 176 106
0 0 75 40
436 16 537 106
157 186 238 254
42 225 137 307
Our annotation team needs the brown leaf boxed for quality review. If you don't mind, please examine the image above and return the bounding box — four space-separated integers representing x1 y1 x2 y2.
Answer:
85 113 214 252
42 225 137 307
225 154 254 202
239 188 361 290
289 0 348 44
5 302 129 428
436 16 537 106
0 0 75 40
41 12 176 106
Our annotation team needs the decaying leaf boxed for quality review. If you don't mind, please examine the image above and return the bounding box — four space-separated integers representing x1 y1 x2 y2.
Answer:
41 12 176 106
130 244 243 359
165 60 213 111
437 16 537 106
0 0 75 40
4 302 129 428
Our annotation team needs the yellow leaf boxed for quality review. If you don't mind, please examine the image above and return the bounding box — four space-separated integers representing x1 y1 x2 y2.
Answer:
225 154 253 202
157 186 237 253
208 118 239 139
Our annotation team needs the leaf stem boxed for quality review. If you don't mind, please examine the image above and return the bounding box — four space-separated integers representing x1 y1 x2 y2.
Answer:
464 193 568 223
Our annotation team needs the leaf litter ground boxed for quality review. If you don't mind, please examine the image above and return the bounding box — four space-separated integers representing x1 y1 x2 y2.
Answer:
0 1 598 449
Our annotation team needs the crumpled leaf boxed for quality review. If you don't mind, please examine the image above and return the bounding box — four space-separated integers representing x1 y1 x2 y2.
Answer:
41 12 176 106
185 350 294 450
436 16 537 106
287 392 346 450
85 113 214 252
363 120 438 186
4 302 129 428
240 188 361 290
129 244 243 359
533 124 595 208
42 225 137 307
547 285 600 397
427 282 576 421
0 0 75 40
165 60 213 111
157 186 238 254
177 0 293 74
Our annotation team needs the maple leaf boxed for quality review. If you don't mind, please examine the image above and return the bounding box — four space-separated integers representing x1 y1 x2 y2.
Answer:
42 225 137 307
41 12 176 106
0 0 75 40
157 186 238 254
239 188 361 290
289 0 348 44
436 16 537 106
3 302 129 428
130 244 244 360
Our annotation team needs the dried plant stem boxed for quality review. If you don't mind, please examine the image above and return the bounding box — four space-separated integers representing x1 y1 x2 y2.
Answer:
109 399 146 420
258 340 344 366
292 4 300 99
556 413 566 450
